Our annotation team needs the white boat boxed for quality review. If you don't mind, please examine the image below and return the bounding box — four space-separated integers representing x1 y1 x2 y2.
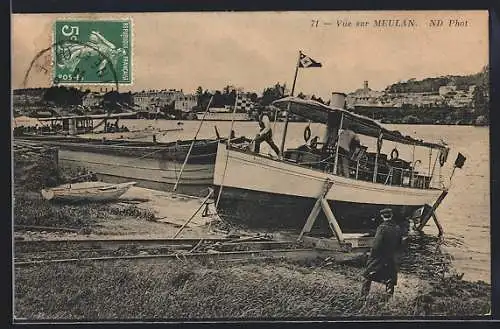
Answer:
195 112 251 121
213 95 453 233
41 181 137 202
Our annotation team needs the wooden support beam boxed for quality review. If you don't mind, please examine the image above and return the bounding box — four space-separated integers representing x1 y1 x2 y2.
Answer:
431 212 444 237
298 179 334 241
297 198 323 241
321 198 344 244
416 189 448 232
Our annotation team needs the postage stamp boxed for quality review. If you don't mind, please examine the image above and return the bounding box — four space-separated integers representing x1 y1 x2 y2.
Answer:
53 20 131 84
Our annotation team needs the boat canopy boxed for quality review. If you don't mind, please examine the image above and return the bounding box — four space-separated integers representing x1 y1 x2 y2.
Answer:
272 97 447 150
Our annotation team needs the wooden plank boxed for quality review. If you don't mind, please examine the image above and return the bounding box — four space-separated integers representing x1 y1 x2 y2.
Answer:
320 198 344 243
14 248 321 267
301 236 342 251
297 198 323 241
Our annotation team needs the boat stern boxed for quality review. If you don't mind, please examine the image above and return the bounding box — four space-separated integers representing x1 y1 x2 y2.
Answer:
213 142 228 186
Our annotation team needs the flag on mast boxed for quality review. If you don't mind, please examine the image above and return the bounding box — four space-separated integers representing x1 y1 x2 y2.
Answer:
298 52 322 68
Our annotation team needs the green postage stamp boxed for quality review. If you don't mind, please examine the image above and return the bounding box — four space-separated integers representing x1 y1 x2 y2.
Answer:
53 20 131 84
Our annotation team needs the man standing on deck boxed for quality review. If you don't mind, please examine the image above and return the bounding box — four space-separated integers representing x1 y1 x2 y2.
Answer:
360 208 403 299
253 109 281 157
337 124 360 177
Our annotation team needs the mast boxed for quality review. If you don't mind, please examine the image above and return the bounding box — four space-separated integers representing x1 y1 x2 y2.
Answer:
279 50 301 155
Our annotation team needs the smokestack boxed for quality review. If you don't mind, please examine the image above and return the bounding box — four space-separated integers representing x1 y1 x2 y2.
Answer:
363 80 369 90
331 92 347 109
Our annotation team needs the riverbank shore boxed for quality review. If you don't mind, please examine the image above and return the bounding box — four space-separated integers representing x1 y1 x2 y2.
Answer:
13 140 491 319
14 235 491 319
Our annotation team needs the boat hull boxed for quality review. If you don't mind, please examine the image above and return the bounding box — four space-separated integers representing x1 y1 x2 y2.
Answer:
59 149 214 197
16 137 225 197
17 137 219 164
213 144 444 232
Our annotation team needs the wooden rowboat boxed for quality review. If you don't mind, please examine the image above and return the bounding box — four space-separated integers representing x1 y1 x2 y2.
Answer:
41 181 137 202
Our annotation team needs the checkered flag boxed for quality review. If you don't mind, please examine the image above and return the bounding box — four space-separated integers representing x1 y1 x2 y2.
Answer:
235 93 255 112
298 52 322 68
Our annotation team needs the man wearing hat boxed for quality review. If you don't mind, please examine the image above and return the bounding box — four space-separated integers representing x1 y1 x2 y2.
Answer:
361 207 403 298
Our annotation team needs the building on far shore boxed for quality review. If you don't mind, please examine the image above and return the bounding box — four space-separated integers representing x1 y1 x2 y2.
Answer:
346 80 476 110
174 94 197 112
346 81 385 109
132 89 197 112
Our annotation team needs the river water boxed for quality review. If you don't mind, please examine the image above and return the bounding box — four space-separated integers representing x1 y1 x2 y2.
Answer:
110 119 490 283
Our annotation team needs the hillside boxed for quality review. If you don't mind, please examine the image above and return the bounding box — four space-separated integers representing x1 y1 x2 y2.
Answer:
352 66 490 125
385 67 488 94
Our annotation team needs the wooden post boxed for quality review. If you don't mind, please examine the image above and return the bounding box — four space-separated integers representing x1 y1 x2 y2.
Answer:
321 198 344 243
431 212 444 237
297 179 333 241
296 179 347 245
410 144 416 187
297 198 323 241
373 131 382 183
430 154 439 187
428 148 432 177
279 104 290 155
416 189 448 232
332 113 344 175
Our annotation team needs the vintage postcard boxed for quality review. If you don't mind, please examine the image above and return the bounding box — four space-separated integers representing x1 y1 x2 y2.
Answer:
12 10 491 321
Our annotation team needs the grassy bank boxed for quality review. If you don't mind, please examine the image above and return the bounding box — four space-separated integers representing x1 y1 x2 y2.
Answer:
14 235 491 320
15 256 490 320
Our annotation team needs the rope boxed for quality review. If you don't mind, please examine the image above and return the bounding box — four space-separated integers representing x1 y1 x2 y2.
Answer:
215 92 241 209
173 96 214 192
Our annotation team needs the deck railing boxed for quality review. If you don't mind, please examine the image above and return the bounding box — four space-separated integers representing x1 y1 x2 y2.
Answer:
283 150 432 189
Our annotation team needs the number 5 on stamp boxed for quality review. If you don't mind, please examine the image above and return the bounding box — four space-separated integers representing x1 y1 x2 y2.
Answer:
53 20 132 84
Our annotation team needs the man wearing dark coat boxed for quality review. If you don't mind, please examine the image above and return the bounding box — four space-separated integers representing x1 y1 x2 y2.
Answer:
361 208 403 298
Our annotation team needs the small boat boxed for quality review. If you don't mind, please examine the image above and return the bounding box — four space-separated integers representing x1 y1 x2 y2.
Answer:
41 181 137 202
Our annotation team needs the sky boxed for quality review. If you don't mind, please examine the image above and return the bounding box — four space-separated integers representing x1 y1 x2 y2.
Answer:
12 11 488 100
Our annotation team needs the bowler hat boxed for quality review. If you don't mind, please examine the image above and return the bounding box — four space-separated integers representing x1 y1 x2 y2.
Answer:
380 208 393 216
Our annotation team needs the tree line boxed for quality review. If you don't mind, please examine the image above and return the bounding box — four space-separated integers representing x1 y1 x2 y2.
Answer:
386 66 488 94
